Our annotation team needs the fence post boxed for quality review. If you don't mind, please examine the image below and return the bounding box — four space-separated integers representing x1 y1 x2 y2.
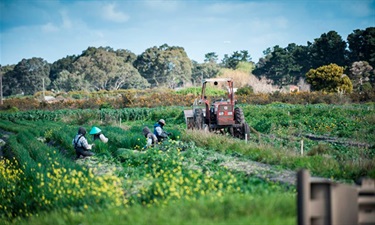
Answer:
297 169 370 225
297 169 310 225
358 179 375 225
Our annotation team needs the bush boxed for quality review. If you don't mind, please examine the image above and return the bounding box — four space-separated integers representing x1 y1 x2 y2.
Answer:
236 86 254 95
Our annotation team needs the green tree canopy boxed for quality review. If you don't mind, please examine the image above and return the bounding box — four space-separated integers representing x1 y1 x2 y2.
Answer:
204 52 219 63
347 27 375 68
72 46 148 91
49 55 78 83
306 63 353 93
191 60 220 85
52 70 89 92
310 31 347 68
253 44 303 86
9 58 51 95
1 64 16 96
221 50 252 69
134 44 192 88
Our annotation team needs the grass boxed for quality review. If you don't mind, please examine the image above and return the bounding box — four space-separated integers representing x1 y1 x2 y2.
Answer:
0 103 374 224
10 193 296 225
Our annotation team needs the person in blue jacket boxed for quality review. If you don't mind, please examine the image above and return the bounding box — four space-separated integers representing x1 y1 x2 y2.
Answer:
153 119 170 142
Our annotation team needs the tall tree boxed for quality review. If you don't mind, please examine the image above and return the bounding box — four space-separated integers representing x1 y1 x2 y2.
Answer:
134 44 192 88
111 63 149 90
253 45 302 86
310 31 347 68
306 63 353 93
191 60 220 85
10 58 50 95
221 50 252 69
73 47 148 91
0 64 15 96
204 52 219 63
115 49 137 64
49 55 78 85
347 27 375 68
52 70 89 92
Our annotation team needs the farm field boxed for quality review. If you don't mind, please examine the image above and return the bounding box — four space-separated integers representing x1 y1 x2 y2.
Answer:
0 103 374 224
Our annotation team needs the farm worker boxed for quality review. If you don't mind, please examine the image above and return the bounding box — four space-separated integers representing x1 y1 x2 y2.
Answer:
142 126 158 148
153 119 170 142
89 126 108 143
72 127 95 159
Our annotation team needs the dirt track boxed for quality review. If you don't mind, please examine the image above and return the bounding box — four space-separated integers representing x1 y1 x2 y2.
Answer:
207 152 297 185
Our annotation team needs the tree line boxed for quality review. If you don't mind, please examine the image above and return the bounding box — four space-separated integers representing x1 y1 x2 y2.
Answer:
0 27 374 97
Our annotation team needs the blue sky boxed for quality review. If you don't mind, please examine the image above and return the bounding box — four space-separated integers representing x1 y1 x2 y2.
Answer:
1 0 374 66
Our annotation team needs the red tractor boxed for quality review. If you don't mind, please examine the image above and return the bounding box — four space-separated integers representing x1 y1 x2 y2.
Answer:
184 78 250 140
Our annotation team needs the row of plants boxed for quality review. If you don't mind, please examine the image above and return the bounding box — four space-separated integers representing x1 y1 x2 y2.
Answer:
1 103 373 152
1 88 374 111
1 119 295 224
1 102 374 224
0 121 126 222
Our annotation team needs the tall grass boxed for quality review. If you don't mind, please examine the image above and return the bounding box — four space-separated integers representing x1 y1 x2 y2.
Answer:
11 192 296 225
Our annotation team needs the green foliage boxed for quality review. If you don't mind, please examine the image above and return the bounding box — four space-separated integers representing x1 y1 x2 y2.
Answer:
306 63 353 93
236 86 254 95
235 61 254 73
73 47 149 91
7 58 51 96
134 44 192 88
253 44 303 86
0 103 373 224
12 193 295 225
347 27 375 68
310 31 347 68
191 60 220 84
221 50 251 69
176 86 226 96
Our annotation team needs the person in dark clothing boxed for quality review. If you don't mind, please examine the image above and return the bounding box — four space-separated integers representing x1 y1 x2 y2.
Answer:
72 127 95 159
142 126 158 148
153 119 170 142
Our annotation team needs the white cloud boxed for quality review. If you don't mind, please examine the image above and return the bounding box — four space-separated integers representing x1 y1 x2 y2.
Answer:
60 10 72 29
41 22 59 32
103 3 129 23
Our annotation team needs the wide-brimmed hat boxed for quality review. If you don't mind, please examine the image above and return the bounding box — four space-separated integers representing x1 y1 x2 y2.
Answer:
89 126 102 135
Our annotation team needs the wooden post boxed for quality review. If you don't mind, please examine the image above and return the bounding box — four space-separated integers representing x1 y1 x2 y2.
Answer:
297 169 310 225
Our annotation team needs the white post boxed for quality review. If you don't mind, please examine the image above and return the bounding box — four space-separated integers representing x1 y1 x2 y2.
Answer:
300 139 304 155
245 134 248 144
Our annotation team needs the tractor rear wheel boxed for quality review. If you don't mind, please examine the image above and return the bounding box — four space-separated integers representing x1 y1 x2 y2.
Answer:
233 107 245 138
234 107 245 124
